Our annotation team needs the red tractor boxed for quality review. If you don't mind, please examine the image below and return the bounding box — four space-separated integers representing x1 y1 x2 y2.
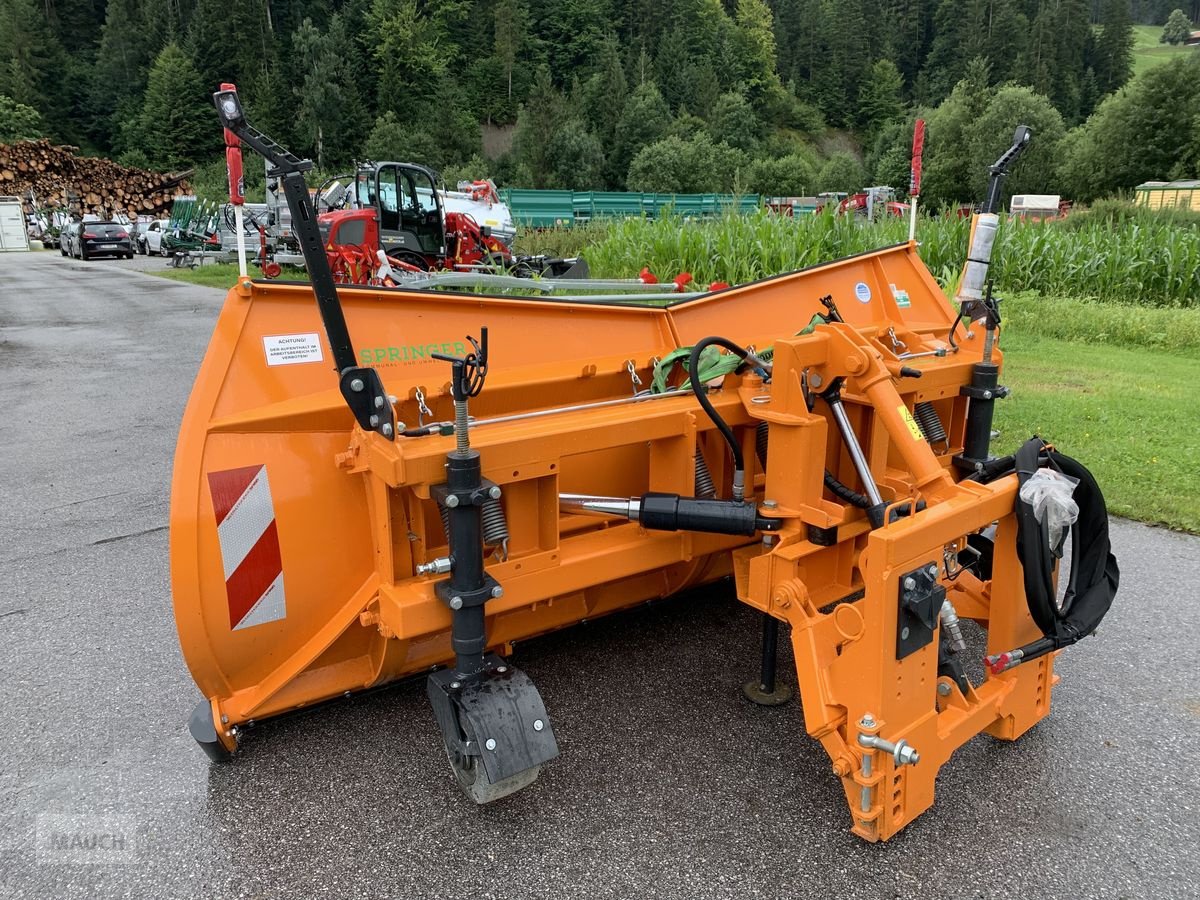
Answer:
837 186 909 220
315 162 513 283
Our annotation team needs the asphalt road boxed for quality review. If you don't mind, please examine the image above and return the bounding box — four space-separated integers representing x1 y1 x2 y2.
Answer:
1 250 1197 899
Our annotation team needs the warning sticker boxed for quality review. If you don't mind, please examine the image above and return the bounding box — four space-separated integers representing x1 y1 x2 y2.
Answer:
898 405 924 441
263 333 324 367
890 283 912 308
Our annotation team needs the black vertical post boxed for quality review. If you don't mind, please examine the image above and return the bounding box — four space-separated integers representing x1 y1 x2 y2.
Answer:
743 612 794 706
759 614 779 694
444 447 488 679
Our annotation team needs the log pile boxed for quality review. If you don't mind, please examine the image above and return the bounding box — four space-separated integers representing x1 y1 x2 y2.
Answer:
0 140 193 219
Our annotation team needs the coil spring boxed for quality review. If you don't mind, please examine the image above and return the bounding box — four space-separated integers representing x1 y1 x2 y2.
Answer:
756 421 769 467
482 497 510 560
694 449 716 499
913 401 948 448
439 499 510 560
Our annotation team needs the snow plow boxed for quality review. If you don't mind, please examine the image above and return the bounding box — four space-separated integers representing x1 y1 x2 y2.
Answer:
170 93 1118 841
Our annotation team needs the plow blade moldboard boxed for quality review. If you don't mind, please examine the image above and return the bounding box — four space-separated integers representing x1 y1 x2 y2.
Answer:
171 242 1064 840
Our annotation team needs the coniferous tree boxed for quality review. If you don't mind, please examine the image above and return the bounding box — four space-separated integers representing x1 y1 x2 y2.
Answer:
135 43 216 170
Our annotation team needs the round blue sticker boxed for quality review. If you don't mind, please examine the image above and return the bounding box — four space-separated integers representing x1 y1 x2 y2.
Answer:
855 281 872 303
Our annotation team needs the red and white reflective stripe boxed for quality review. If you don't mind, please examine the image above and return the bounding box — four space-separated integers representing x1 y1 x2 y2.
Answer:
207 465 287 631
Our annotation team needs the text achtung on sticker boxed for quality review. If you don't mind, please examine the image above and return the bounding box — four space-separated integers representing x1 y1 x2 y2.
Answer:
263 333 324 366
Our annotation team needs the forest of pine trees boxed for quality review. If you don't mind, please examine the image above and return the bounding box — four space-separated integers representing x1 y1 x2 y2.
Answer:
0 0 1198 205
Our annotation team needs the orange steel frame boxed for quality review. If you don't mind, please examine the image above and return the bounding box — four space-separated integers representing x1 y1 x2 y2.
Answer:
171 241 1054 841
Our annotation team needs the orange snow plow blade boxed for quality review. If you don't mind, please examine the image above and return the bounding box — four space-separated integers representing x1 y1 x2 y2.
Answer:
172 91 1119 839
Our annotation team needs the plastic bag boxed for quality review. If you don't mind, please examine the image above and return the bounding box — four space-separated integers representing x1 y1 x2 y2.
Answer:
1019 468 1080 557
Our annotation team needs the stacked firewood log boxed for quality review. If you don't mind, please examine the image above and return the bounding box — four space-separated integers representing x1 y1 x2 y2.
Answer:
0 139 192 219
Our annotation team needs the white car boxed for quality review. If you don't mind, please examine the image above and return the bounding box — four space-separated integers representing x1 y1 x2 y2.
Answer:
136 220 170 256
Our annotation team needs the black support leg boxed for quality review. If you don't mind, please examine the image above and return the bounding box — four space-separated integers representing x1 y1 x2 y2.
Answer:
742 613 794 706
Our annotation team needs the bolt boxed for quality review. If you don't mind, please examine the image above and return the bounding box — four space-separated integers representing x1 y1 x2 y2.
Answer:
860 713 876 728
762 499 777 509
485 738 497 751
903 576 916 590
497 666 507 673
901 626 910 640
381 424 393 437
809 372 824 388
374 395 384 409
221 715 229 724
937 682 951 697
488 485 502 499
450 681 460 689
387 395 398 404
350 378 364 392
982 390 993 400
344 691 352 699
449 596 463 610
927 564 939 578
369 414 380 427
445 494 460 508
491 586 504 598
533 719 545 732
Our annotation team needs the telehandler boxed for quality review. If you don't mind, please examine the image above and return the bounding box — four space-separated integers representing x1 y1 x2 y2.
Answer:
170 89 1117 840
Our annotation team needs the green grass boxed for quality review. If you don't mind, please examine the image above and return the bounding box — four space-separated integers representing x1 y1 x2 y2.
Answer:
1131 24 1198 77
151 263 307 290
994 332 1200 532
1002 291 1200 354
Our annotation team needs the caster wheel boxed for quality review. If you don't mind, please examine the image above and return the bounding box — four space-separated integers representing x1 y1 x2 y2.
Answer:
445 742 540 804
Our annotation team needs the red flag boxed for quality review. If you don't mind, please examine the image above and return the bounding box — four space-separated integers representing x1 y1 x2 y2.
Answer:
910 119 925 198
220 82 245 206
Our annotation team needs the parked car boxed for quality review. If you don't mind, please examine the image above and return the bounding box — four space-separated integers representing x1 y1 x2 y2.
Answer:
74 222 134 260
136 219 169 256
58 221 79 256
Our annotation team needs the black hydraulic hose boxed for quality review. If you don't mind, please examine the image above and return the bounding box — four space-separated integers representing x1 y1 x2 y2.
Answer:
823 470 872 509
975 436 1118 672
688 337 749 479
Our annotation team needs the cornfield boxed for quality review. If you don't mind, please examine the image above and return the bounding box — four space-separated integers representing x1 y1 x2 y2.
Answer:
572 209 1200 308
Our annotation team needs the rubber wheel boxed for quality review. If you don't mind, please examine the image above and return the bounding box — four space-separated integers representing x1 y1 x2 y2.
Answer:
445 742 541 804
59 244 66 256
160 245 170 257
387 249 429 271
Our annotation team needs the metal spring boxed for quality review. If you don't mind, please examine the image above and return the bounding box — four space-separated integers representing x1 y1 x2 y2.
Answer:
454 399 470 454
482 497 510 560
913 401 948 448
694 449 716 499
440 498 510 560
